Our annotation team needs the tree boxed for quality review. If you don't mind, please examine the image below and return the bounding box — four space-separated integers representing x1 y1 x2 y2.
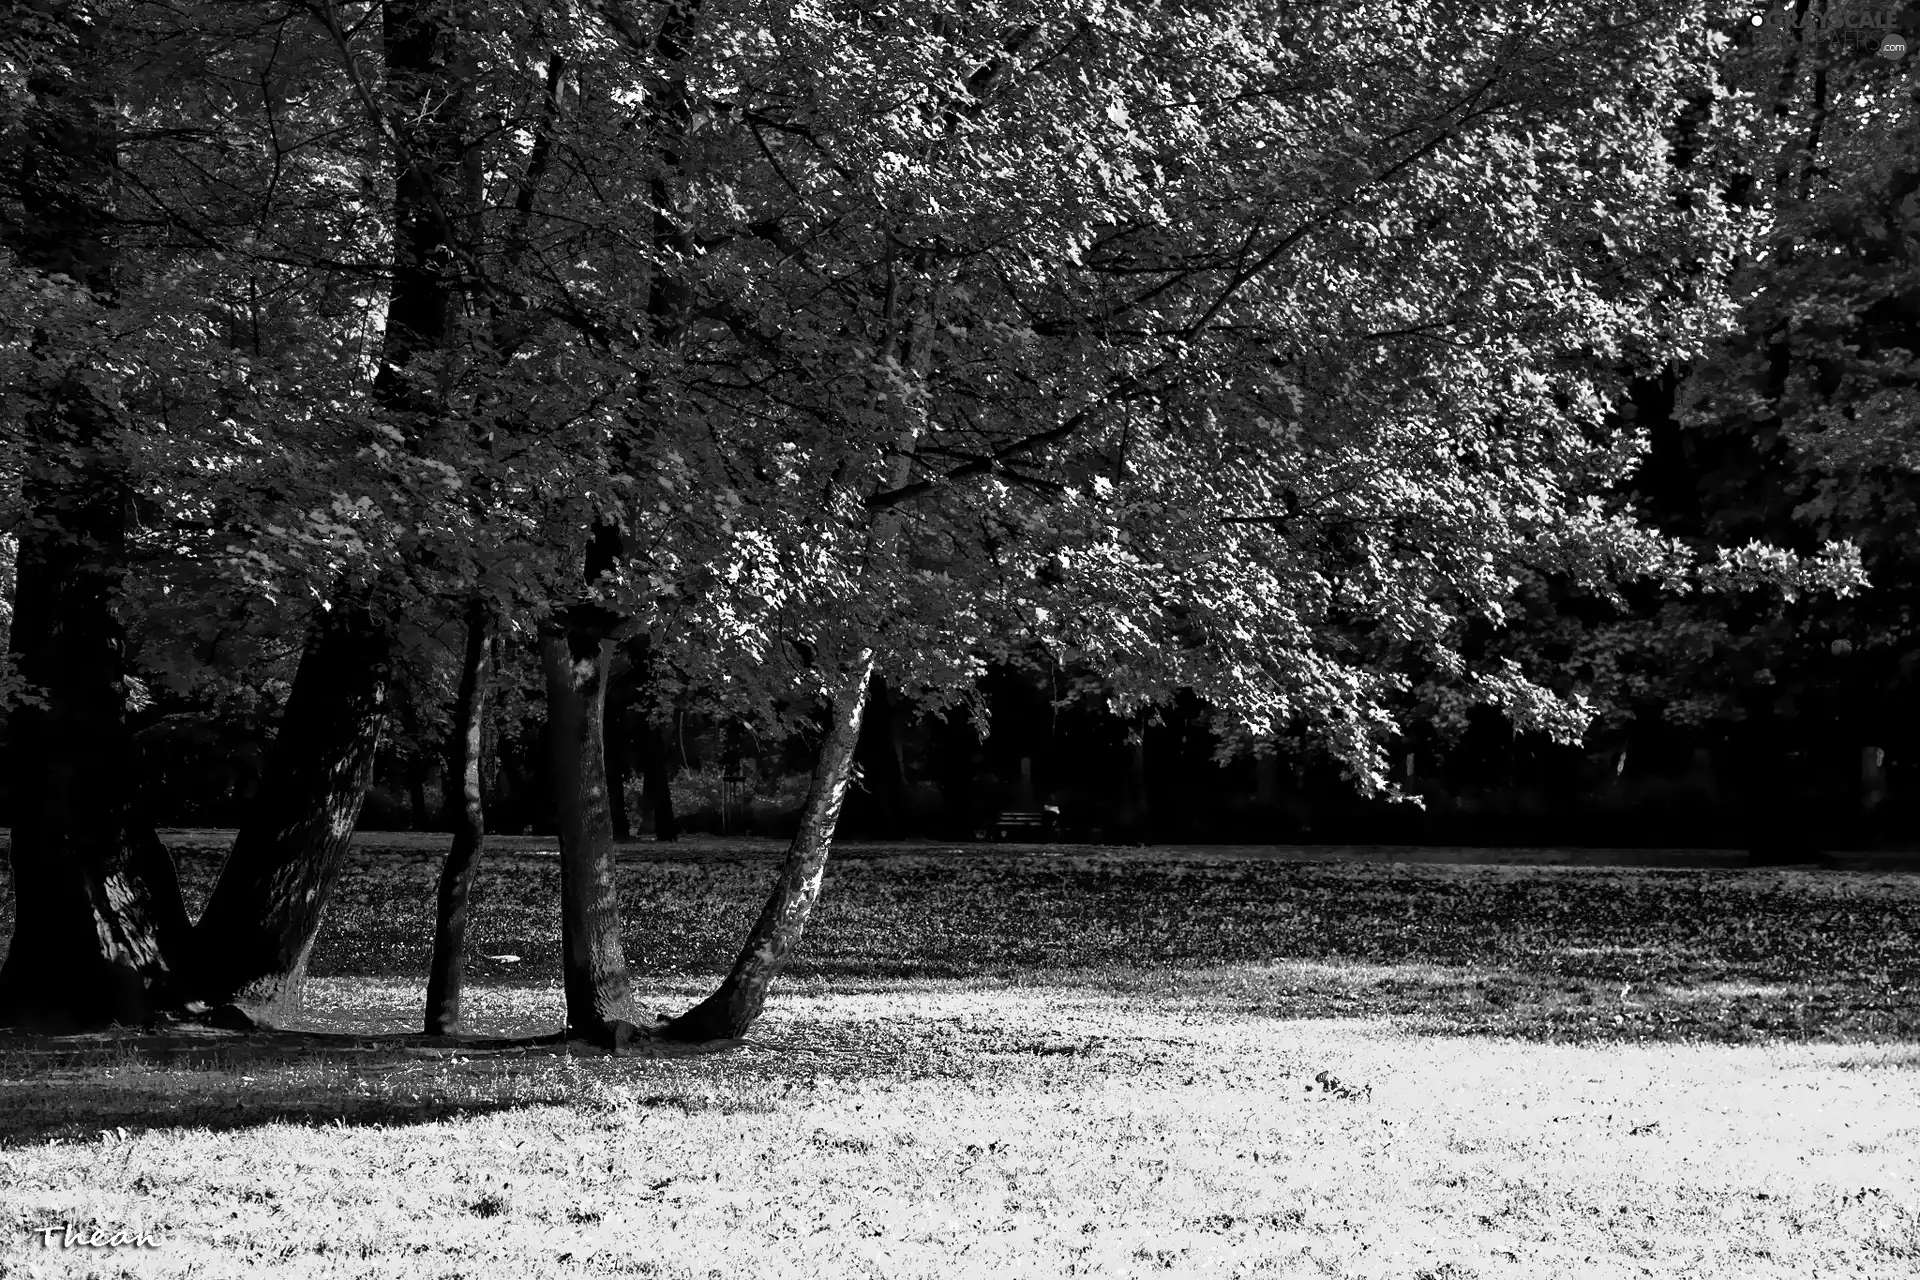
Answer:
0 0 1867 1046
589 0 1775 1039
424 599 490 1034
1 0 567 1028
0 0 194 1029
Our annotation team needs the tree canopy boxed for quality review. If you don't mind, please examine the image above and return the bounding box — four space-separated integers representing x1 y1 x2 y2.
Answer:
0 0 1897 1036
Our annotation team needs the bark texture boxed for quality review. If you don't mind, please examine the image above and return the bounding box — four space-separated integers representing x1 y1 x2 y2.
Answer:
184 0 472 1026
541 607 635 1044
189 607 392 1019
0 453 193 1029
425 600 492 1034
0 0 195 1031
373 0 475 388
660 654 874 1042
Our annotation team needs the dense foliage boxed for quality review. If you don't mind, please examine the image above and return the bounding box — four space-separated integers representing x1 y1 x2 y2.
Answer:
4 0 1845 779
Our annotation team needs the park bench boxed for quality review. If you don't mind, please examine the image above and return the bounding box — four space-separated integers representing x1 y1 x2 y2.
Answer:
990 806 1058 841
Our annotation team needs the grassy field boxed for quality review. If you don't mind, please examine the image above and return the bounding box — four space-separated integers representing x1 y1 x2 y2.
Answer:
1 832 1918 1277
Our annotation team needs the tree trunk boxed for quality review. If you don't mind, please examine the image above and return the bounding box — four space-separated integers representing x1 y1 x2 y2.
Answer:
0 0 195 1032
425 600 491 1034
0 448 194 1031
185 0 470 1027
189 607 392 1020
652 246 925 1041
541 607 636 1045
636 717 679 842
659 653 875 1042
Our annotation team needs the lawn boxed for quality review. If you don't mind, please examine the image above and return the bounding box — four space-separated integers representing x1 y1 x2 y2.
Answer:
1 833 1917 1277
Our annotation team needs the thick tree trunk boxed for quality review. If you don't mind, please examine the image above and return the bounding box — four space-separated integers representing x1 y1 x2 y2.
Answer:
0 453 195 1031
189 608 392 1020
659 654 875 1042
0 0 195 1032
185 0 470 1029
425 600 491 1034
541 607 636 1045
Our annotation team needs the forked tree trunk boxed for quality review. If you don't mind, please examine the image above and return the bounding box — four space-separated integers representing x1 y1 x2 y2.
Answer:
189 607 392 1020
0 0 195 1032
541 607 636 1046
659 653 875 1042
425 600 492 1034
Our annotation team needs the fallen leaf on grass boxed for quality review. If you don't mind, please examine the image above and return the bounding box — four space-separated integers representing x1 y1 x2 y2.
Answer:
1314 1070 1372 1100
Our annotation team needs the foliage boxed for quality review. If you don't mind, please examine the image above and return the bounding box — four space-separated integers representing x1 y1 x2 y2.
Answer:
540 0 1803 793
4 0 1833 801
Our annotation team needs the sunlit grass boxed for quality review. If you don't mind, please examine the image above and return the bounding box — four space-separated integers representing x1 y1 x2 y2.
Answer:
2 985 1917 1277
2 834 1919 1275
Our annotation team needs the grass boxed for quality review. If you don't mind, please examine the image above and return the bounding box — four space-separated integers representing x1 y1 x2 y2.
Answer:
1 832 1918 1276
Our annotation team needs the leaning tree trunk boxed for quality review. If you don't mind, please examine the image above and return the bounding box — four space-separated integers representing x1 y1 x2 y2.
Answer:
0 0 196 1032
424 599 492 1034
189 607 392 1021
654 244 930 1043
196 0 474 1028
659 653 875 1042
541 607 636 1046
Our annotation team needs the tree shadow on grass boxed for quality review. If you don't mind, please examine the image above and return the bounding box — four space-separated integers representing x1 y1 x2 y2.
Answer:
0 1027 738 1145
0 1080 543 1144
